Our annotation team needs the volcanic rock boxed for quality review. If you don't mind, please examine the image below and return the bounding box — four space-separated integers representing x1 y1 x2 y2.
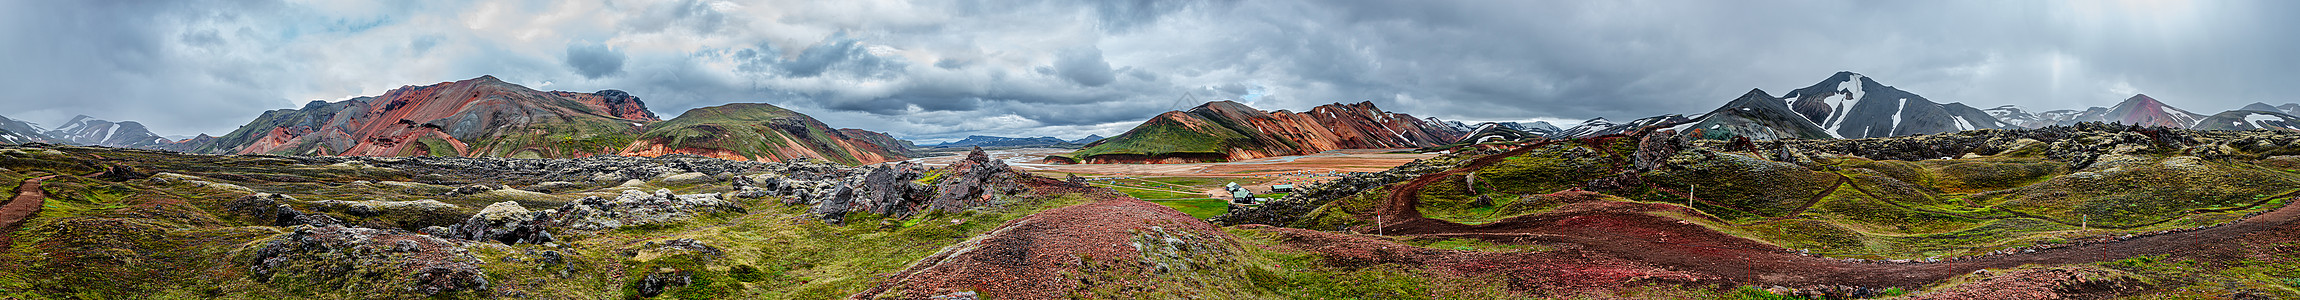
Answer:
441 201 555 245
249 225 489 296
226 193 341 227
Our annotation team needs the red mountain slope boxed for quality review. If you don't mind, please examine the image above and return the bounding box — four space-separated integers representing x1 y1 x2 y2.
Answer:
1056 101 1465 164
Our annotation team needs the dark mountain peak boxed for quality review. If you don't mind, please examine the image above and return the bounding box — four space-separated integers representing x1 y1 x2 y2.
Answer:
2242 102 2280 112
1735 88 1773 99
1190 100 1257 113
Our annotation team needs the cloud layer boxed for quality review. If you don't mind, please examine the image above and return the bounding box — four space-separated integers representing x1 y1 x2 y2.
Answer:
4 0 2295 142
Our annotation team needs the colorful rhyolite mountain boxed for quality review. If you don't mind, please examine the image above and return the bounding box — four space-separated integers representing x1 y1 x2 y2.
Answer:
176 75 908 164
2070 94 2205 128
1051 101 1464 164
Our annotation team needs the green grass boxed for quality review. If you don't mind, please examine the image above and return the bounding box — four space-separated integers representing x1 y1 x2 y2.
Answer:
1090 182 1205 200
1150 199 1230 219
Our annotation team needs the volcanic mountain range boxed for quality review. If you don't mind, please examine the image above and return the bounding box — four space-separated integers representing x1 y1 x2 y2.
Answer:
3 71 2297 165
0 75 912 165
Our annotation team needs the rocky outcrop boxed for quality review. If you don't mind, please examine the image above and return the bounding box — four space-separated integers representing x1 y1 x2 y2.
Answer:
248 225 490 296
739 147 1028 224
926 148 1027 212
619 103 910 165
542 189 742 231
545 89 661 121
435 201 555 245
1061 101 1465 164
226 193 342 227
805 162 931 224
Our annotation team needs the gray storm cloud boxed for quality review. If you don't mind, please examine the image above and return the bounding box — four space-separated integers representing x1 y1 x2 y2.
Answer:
565 42 627 79
3 0 2296 143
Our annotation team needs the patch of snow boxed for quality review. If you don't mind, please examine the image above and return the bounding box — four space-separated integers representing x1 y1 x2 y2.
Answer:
1663 117 1703 133
2245 113 2281 128
1952 116 1974 130
1890 98 1908 130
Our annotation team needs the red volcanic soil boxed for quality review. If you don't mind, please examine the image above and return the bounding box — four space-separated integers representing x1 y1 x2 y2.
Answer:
0 175 60 246
1358 136 2300 291
854 178 1227 299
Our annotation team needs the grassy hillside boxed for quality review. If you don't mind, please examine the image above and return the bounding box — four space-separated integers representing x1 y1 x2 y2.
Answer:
1060 112 1256 163
631 103 899 165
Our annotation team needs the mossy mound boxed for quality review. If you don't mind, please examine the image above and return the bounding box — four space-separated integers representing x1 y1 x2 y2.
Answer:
1977 156 2298 227
1643 151 1839 220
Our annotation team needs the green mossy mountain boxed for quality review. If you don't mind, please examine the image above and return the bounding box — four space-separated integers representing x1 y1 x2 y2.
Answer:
1057 101 1464 164
618 103 909 165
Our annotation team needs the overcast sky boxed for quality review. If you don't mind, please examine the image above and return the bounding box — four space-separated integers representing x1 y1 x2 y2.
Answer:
4 0 2294 142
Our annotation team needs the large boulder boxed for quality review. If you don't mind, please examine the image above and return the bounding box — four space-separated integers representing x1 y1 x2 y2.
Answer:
438 201 555 245
225 193 341 227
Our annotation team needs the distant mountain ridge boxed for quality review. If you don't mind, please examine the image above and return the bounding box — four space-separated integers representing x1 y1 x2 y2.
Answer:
149 75 911 165
1779 72 2012 139
926 135 1081 148
1053 101 1464 164
45 115 170 148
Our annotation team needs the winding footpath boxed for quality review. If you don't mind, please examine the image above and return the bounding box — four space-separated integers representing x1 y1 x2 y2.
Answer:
1366 139 2300 289
0 175 61 246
